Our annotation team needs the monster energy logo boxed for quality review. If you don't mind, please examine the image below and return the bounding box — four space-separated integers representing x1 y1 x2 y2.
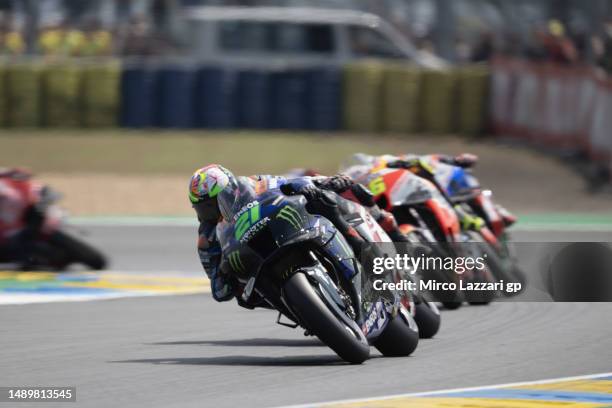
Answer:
277 206 301 229
228 251 245 273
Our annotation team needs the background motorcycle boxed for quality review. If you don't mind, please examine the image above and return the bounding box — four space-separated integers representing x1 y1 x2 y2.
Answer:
0 177 106 271
335 193 441 339
389 157 526 292
344 164 498 308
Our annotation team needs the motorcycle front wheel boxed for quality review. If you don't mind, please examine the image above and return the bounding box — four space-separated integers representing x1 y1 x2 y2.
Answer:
283 272 370 364
48 231 107 270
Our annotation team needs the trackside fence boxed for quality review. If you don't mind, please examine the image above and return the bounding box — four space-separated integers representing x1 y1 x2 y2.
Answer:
490 57 612 174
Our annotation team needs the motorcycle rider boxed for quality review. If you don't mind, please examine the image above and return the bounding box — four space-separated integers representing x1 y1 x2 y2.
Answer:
349 153 516 228
0 168 44 267
285 169 410 243
350 152 479 172
190 164 380 303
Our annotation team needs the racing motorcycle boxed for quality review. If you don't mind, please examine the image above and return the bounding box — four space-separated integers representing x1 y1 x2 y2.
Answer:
284 171 441 338
343 162 498 308
386 156 526 292
0 173 107 271
333 187 442 339
215 179 420 364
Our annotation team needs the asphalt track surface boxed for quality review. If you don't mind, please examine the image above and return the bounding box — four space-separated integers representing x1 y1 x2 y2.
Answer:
1 225 612 408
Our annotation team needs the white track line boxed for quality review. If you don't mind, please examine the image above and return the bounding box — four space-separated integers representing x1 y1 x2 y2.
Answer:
280 372 612 408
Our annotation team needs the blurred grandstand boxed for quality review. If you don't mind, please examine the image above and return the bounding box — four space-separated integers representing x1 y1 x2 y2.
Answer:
0 0 610 66
0 0 611 185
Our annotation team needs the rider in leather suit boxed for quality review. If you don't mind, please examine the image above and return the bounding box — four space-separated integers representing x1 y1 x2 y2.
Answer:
189 165 406 304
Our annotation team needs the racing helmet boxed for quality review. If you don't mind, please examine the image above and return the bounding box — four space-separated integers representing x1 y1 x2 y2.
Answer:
189 165 238 222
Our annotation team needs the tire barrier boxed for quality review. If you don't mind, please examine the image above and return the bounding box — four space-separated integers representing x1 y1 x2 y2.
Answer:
0 59 490 135
490 57 611 173
343 62 384 133
421 69 458 134
305 67 342 131
157 65 197 128
42 63 82 127
382 64 421 133
196 67 238 129
270 70 307 130
456 65 489 135
120 63 158 128
6 63 42 127
82 61 120 127
237 70 270 129
0 65 6 127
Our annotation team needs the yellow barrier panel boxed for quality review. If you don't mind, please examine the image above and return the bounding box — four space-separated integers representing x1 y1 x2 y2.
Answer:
420 69 458 134
6 63 42 127
457 65 490 135
0 65 6 127
42 63 82 127
382 64 422 133
82 60 120 127
343 62 384 133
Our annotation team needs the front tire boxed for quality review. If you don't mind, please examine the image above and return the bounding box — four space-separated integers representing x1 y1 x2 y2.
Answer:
48 231 107 270
283 273 370 364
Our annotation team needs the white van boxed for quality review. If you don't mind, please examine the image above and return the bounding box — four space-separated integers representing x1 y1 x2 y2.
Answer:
178 6 445 68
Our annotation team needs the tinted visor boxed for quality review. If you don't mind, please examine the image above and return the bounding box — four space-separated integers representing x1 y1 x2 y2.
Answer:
193 197 221 223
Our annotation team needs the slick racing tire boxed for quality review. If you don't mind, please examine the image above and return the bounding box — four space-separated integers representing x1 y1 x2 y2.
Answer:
283 273 370 364
413 301 441 339
465 276 497 305
373 313 419 357
498 237 528 291
404 232 464 309
472 232 526 296
442 301 463 310
48 231 107 270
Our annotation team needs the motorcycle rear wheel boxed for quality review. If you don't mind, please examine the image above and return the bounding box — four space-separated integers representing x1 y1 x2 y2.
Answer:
373 313 419 357
404 232 464 309
413 301 441 339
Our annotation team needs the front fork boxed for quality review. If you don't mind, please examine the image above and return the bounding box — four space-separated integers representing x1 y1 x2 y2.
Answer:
454 203 501 249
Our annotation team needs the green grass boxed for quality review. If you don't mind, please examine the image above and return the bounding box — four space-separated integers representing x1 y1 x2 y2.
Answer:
0 129 460 175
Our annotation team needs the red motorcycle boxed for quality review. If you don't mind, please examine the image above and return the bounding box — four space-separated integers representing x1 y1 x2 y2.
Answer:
385 156 526 291
0 169 106 270
344 163 498 308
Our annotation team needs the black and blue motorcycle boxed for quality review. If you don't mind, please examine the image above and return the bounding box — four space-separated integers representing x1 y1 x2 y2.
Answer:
216 179 419 364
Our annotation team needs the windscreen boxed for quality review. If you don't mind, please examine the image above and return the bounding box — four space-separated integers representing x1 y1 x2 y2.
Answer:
217 177 257 222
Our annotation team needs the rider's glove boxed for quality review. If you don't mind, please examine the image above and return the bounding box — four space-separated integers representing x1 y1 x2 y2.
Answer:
452 153 478 168
350 184 376 207
281 182 320 200
387 158 420 170
316 174 353 193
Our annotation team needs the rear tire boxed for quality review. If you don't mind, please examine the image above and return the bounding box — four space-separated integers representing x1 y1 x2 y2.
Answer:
474 233 526 296
48 231 107 270
373 314 419 357
442 301 462 310
413 301 441 339
405 232 464 308
283 273 370 364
